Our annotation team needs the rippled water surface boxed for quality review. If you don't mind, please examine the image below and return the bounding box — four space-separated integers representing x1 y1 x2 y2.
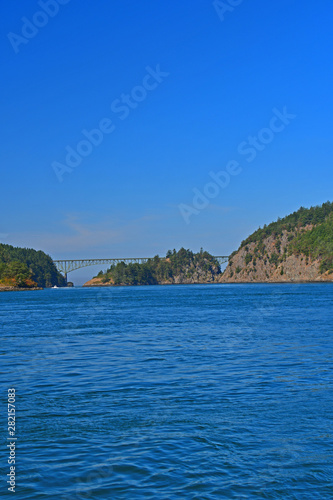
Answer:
1 284 333 499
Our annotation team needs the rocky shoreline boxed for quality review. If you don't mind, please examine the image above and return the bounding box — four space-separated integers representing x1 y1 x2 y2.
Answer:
82 277 218 287
0 286 43 292
82 276 333 287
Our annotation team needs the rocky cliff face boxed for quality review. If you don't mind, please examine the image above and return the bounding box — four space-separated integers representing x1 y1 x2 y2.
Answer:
158 263 220 284
220 227 333 283
83 277 113 287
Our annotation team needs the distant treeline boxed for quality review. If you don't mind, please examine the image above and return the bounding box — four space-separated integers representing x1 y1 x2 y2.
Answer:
96 248 221 285
0 244 66 288
238 201 333 273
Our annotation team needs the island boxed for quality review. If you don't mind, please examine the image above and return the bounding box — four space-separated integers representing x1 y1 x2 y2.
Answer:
0 244 66 291
83 248 221 286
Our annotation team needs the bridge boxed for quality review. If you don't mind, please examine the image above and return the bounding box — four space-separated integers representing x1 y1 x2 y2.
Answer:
53 256 230 282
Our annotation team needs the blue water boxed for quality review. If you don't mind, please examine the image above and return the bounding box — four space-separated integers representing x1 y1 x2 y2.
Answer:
1 284 332 499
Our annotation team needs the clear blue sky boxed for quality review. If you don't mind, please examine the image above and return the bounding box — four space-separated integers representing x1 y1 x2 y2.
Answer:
1 0 333 284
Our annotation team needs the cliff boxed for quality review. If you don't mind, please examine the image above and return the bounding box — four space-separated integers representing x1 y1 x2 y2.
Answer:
220 202 333 283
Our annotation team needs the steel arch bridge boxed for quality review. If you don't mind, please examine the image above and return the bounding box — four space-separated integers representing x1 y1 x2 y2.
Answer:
53 256 229 282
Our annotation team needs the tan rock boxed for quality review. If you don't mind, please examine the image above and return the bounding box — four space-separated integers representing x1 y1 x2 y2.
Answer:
220 228 333 283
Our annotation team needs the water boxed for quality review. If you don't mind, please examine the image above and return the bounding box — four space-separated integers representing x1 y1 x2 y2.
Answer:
1 284 332 499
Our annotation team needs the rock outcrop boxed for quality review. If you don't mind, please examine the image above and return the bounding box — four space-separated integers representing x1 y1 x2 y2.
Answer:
220 229 332 283
83 277 114 287
220 201 333 283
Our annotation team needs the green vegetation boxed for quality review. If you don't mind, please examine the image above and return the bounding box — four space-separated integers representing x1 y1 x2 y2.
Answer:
97 248 221 286
0 244 66 288
245 253 253 265
240 201 333 247
239 201 333 274
290 213 333 273
269 253 279 267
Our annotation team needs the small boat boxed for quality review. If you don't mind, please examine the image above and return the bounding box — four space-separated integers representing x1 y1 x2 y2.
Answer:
52 285 58 289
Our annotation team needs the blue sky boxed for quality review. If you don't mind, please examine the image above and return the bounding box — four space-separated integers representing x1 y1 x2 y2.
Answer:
1 0 333 284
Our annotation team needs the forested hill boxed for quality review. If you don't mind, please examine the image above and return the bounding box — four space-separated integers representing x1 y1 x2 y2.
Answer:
221 201 333 283
0 244 66 288
84 248 221 286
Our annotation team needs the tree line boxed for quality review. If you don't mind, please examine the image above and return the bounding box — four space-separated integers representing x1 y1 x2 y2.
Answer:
0 243 66 288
